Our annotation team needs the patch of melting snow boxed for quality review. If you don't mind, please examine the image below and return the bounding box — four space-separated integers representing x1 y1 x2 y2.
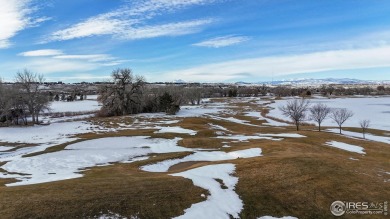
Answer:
209 116 261 127
262 117 290 127
0 146 41 161
1 136 192 186
154 126 197 135
0 146 14 152
96 210 135 219
215 131 226 135
137 105 226 118
244 111 264 119
327 129 390 144
325 141 365 154
255 100 273 105
41 113 95 124
216 133 305 142
208 123 230 132
259 133 305 138
349 157 359 161
217 135 278 142
257 216 298 219
0 121 96 145
0 121 105 161
141 148 262 172
171 164 243 219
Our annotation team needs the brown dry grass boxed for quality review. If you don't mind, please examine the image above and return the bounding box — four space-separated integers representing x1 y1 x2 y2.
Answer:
0 163 206 218
0 98 389 218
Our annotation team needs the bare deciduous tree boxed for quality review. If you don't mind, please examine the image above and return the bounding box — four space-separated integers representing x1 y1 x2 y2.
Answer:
259 84 268 96
359 119 370 139
330 108 354 134
309 103 331 131
279 98 310 131
185 87 202 105
98 68 145 116
15 69 49 124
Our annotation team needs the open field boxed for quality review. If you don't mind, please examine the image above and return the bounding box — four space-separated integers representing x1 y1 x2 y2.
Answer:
0 96 389 218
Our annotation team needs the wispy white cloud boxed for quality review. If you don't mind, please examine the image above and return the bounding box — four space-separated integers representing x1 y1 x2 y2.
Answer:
19 49 63 56
46 74 111 82
161 45 390 82
100 60 130 66
46 0 219 42
122 0 220 18
23 58 99 74
0 0 49 48
48 15 133 41
16 49 126 74
19 49 123 63
53 54 115 62
193 35 250 48
119 19 214 40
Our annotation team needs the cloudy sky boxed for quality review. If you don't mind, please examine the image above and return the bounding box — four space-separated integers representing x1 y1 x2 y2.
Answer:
1 0 390 82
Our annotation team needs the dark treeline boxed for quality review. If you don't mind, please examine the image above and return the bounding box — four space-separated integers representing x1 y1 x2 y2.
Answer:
0 70 50 125
0 70 90 126
1 67 389 123
97 68 202 116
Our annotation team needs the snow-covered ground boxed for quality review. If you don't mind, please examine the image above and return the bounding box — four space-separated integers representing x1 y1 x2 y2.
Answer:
1 122 94 143
208 115 263 127
138 105 227 119
1 136 191 186
154 126 197 135
216 133 305 142
327 128 390 144
171 164 243 219
141 148 262 172
244 111 290 126
267 97 390 131
1 96 386 217
47 99 101 113
208 123 230 132
0 146 14 152
325 141 365 154
0 121 99 161
257 216 298 219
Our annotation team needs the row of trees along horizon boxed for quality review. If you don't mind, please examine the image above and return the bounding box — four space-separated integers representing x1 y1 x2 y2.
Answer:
0 68 205 125
0 68 379 138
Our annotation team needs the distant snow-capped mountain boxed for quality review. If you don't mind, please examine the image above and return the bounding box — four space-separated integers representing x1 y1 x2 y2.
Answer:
235 78 389 85
173 79 186 83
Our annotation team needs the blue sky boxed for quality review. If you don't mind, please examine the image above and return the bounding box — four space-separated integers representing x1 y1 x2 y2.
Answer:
1 0 390 83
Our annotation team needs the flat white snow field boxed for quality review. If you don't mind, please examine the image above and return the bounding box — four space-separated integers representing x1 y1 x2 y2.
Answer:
1 136 191 186
267 97 390 131
171 164 243 219
48 100 101 113
325 141 365 154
